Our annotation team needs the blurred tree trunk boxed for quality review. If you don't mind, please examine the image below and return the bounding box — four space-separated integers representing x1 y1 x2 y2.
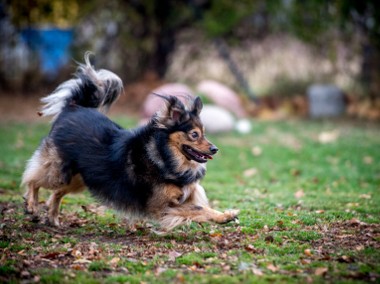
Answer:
360 42 380 100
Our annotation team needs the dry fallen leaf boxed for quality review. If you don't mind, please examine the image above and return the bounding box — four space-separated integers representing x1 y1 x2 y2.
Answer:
243 168 258 177
265 235 274 243
41 252 61 260
168 250 182 262
252 267 264 276
73 258 92 264
300 258 311 265
71 264 86 271
346 203 359 208
266 263 279 272
349 218 366 225
355 245 365 251
337 255 354 263
314 267 328 276
245 244 259 253
155 267 167 276
315 210 325 214
304 249 313 256
294 189 305 199
108 257 120 266
71 249 82 258
359 194 371 199
291 169 301 176
318 130 339 144
210 232 222 238
251 146 262 156
363 156 373 164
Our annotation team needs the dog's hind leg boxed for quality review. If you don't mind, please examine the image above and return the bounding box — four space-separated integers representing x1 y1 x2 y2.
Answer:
46 175 85 226
22 148 45 216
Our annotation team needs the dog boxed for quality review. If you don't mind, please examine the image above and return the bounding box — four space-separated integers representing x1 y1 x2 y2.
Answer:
22 53 239 231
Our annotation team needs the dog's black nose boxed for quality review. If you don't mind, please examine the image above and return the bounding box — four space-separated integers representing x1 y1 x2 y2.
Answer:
210 145 218 154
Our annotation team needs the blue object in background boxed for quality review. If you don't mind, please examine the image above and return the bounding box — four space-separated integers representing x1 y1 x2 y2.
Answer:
21 27 74 77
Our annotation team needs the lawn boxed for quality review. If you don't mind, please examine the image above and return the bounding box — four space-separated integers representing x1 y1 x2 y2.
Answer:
0 117 379 283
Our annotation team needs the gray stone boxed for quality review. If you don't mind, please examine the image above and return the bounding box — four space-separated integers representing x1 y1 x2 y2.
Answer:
307 84 345 118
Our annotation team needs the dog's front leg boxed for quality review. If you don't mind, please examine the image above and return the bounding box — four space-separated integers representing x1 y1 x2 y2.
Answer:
159 183 239 230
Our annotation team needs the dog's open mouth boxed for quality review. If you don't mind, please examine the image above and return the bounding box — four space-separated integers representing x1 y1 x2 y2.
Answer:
182 145 213 163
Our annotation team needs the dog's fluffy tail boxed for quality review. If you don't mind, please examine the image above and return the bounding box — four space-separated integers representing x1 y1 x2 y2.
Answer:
39 52 123 120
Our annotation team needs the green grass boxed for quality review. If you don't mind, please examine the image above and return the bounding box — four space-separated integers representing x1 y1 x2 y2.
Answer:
0 117 379 283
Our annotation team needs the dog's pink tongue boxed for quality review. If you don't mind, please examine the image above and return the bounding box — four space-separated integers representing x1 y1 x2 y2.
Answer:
205 154 213 160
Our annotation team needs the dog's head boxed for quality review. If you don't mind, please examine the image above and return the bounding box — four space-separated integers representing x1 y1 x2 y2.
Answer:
153 95 218 164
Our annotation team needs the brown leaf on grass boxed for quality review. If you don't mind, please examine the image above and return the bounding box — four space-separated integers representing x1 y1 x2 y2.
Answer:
315 210 325 214
168 250 182 262
294 189 305 199
243 168 258 177
359 194 371 199
363 156 373 164
210 232 222 238
251 146 262 156
73 258 92 264
300 258 311 265
337 255 354 263
20 270 30 278
155 267 167 276
265 235 274 243
318 130 339 144
291 169 301 176
252 267 264 276
41 252 61 260
314 267 328 276
349 218 366 226
346 202 360 208
266 263 279 272
71 264 86 271
355 245 365 251
108 257 120 267
244 244 259 253
304 249 313 256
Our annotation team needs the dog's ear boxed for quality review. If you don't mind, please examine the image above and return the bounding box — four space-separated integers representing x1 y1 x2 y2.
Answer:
167 96 189 124
153 94 189 128
192 96 203 116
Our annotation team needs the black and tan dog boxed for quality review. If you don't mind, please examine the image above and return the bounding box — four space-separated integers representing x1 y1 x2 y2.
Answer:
22 54 239 231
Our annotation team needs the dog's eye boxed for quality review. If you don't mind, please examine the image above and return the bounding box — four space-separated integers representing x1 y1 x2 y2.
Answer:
190 131 199 139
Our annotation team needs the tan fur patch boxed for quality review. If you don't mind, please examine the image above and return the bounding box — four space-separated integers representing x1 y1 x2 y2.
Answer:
168 130 210 173
147 184 184 218
22 138 65 189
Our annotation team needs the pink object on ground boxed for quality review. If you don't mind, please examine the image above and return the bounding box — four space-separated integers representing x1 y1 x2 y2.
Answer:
196 80 247 118
142 83 194 119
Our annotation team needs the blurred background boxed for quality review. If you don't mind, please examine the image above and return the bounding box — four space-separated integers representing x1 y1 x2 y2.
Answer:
0 0 380 123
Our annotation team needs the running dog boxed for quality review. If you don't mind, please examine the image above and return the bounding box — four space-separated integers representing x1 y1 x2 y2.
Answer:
22 54 239 231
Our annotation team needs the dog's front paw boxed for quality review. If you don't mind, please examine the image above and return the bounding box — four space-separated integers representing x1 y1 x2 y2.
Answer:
220 209 240 223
